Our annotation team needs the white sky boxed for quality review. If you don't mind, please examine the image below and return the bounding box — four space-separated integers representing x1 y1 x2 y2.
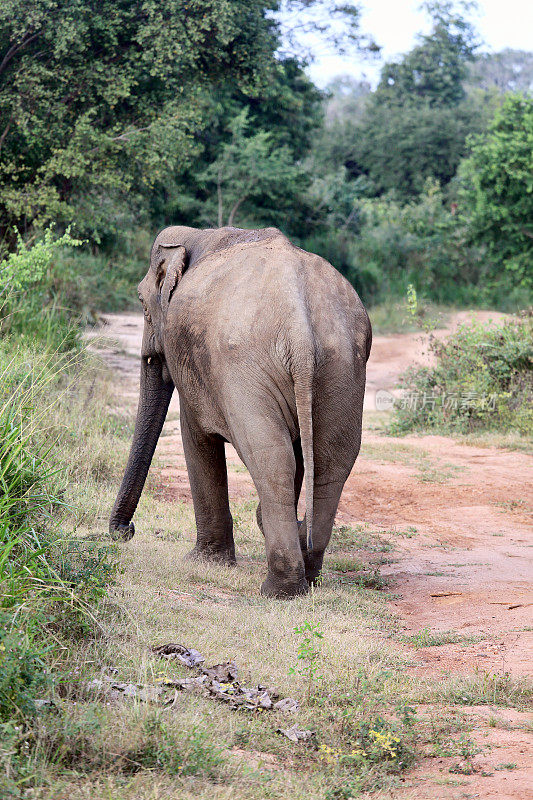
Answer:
305 0 533 87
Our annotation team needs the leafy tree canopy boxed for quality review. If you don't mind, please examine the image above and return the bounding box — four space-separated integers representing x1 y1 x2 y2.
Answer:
0 0 371 246
458 93 533 288
0 0 288 243
342 1 486 198
376 0 479 107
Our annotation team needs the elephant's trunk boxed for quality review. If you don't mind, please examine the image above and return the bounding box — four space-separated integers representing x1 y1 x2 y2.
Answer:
109 356 173 539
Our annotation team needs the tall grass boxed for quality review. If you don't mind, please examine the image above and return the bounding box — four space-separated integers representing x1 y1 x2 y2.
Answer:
0 233 120 775
0 354 69 609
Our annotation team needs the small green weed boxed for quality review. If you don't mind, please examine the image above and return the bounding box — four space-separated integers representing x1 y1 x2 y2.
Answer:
319 714 415 776
126 716 224 778
290 619 324 704
438 670 533 709
331 524 392 553
398 628 484 648
328 557 387 590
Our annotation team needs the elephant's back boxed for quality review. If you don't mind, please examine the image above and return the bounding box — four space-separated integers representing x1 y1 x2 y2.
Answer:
167 235 370 379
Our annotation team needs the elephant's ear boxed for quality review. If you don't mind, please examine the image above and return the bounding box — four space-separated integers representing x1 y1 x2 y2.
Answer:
156 244 187 316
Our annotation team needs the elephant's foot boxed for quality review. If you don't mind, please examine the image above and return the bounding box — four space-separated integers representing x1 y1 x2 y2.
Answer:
185 542 236 565
261 548 308 598
109 521 135 541
303 551 324 586
260 574 308 598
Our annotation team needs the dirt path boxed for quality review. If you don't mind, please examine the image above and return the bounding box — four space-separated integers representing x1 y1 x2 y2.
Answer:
94 311 532 678
93 311 532 798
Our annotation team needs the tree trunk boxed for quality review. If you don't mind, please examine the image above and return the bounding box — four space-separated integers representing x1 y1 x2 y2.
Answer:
227 195 248 227
217 170 223 228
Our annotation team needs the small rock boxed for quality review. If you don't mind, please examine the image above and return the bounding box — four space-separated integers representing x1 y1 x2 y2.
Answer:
277 724 313 743
152 642 205 668
274 697 299 713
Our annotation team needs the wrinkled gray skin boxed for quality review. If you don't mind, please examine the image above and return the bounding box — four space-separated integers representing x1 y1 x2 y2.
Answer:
109 226 371 598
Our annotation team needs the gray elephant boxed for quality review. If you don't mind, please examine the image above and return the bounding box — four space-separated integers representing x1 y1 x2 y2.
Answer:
109 226 371 598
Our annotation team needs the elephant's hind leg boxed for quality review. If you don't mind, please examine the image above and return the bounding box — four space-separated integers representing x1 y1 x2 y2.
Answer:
234 422 307 598
256 436 304 537
180 407 235 564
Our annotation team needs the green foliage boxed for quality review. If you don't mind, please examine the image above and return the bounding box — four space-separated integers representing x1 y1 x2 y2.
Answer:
376 1 478 108
0 0 529 318
354 101 482 198
159 58 324 237
0 343 117 761
198 107 304 227
391 317 533 435
0 0 282 242
319 714 415 780
345 1 483 199
345 182 486 305
459 93 533 289
0 227 82 292
0 614 51 724
290 619 324 703
398 627 483 648
127 716 224 778
0 360 66 609
1 227 84 350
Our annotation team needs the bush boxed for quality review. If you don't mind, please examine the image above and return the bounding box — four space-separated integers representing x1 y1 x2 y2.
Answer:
125 716 224 778
0 321 118 773
459 94 533 292
0 614 51 724
1 227 83 351
0 357 66 611
391 316 533 435
347 181 492 307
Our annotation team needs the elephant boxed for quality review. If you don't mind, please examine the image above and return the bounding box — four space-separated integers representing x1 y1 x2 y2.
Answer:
109 225 371 598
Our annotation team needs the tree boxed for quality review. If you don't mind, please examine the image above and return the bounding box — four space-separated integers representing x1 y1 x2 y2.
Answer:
466 49 533 95
376 1 478 107
347 1 482 198
198 109 303 227
353 102 479 197
0 0 281 244
275 0 380 60
458 94 533 289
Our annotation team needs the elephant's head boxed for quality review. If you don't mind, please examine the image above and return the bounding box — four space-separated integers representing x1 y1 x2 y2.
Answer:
137 239 188 380
108 238 189 540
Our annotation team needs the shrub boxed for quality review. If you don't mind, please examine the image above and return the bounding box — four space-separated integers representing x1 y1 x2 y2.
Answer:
0 358 66 611
0 345 118 731
0 614 52 724
1 227 83 351
390 316 533 435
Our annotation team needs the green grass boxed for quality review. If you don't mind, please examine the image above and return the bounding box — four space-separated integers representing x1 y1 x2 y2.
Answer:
368 300 451 336
361 440 464 484
397 628 485 649
329 524 393 553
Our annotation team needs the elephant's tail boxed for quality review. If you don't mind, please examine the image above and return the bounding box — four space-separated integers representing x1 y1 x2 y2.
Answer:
293 363 314 553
